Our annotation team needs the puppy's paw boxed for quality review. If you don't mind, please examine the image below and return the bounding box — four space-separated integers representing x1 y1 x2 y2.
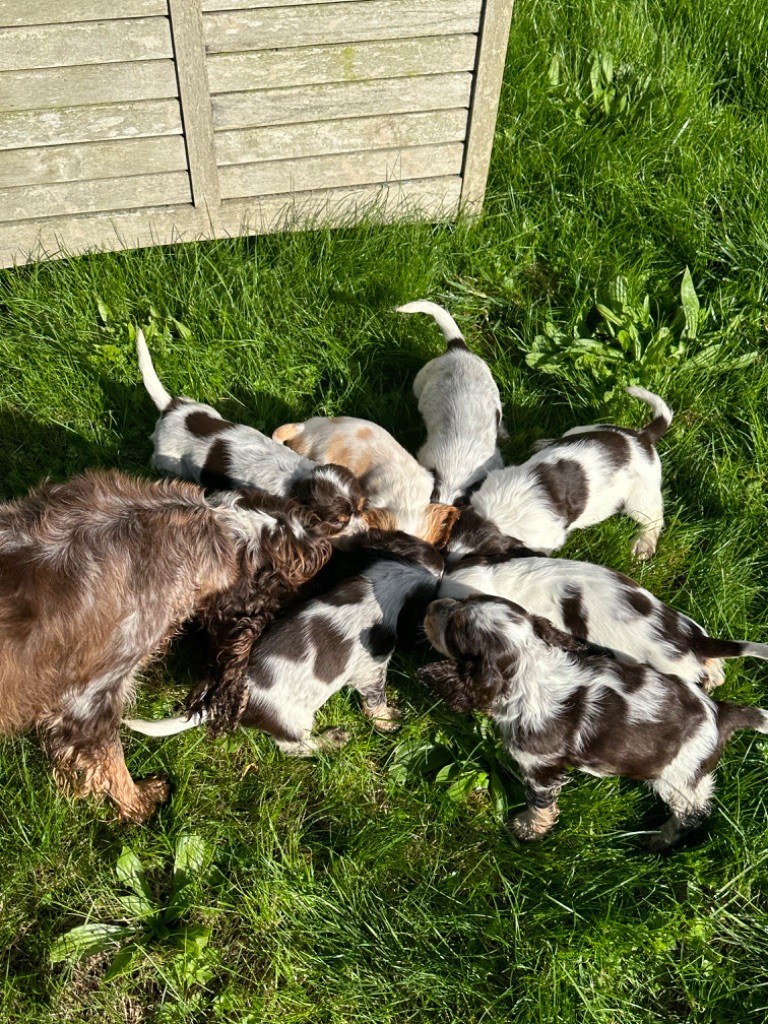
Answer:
364 704 403 733
509 808 557 842
700 659 726 692
632 535 658 561
319 726 351 750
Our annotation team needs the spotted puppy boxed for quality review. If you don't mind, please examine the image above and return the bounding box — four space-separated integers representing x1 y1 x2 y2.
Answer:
398 300 504 503
137 330 376 536
126 531 445 753
272 415 460 546
420 595 768 849
441 553 768 690
468 387 672 559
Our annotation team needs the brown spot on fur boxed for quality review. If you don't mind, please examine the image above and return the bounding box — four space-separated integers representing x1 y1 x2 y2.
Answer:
356 425 374 441
199 439 233 490
186 410 233 438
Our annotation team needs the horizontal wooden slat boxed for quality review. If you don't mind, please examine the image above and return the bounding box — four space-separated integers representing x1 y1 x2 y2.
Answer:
0 137 188 188
204 0 482 53
219 142 464 199
203 0 358 9
0 18 172 72
0 1 167 27
0 99 182 151
0 61 178 114
1 177 461 268
213 73 472 130
207 35 478 93
216 109 468 165
0 172 191 223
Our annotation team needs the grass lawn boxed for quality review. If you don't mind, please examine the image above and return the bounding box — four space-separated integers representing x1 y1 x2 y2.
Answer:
2 0 768 1020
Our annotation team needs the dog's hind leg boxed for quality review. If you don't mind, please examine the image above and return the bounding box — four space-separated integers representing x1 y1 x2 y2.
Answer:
275 727 350 757
625 479 665 561
647 773 714 851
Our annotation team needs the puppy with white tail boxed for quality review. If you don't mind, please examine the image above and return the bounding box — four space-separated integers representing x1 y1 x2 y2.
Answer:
136 330 377 537
453 387 672 560
126 530 445 756
398 301 505 503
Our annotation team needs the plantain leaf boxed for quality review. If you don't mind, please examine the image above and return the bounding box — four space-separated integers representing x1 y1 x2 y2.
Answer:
51 923 134 964
116 847 154 917
103 944 141 981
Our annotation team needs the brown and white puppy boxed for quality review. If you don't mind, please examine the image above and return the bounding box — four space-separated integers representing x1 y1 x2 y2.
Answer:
272 415 460 546
126 531 445 753
398 301 505 503
441 552 768 690
137 331 376 536
420 595 768 849
468 387 672 560
0 470 331 822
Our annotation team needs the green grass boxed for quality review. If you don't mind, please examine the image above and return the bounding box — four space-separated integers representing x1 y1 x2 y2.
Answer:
2 0 768 1020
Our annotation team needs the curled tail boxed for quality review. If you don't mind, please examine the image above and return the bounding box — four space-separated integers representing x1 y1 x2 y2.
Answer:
136 328 172 411
397 300 467 351
123 710 207 737
625 386 673 444
717 701 768 742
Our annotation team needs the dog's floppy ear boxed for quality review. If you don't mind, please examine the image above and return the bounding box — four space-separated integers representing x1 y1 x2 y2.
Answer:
529 614 592 654
361 507 398 531
273 422 312 456
423 502 462 548
417 657 508 713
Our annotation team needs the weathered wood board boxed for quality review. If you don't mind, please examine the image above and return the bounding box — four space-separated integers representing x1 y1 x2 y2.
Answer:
0 0 514 268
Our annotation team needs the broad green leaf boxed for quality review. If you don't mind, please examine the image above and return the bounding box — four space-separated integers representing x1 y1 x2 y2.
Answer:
680 267 700 340
173 923 211 957
446 771 488 802
51 923 134 964
103 944 141 981
116 847 154 917
170 834 210 913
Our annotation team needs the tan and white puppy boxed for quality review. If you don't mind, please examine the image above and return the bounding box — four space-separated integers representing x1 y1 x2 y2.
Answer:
398 300 505 503
273 416 460 546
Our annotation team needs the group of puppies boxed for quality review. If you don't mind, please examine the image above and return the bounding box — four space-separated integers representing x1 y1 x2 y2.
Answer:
1 301 766 849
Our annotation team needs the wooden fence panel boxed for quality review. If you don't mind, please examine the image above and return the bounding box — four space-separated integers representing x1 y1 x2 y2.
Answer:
0 0 513 268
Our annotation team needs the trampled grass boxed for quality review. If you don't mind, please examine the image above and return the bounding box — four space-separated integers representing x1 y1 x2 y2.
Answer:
2 0 768 1020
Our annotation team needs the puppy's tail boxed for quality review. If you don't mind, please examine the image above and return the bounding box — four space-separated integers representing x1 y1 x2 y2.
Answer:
136 328 173 411
625 386 673 444
123 710 208 736
397 300 468 351
701 638 768 663
717 702 768 742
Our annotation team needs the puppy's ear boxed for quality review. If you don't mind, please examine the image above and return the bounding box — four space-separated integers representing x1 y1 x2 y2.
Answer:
362 507 398 531
529 614 592 654
423 502 462 548
417 658 507 713
273 422 311 456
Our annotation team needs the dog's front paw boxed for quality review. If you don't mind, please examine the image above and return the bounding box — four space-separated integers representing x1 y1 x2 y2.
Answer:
509 808 557 842
117 777 171 823
364 704 403 733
